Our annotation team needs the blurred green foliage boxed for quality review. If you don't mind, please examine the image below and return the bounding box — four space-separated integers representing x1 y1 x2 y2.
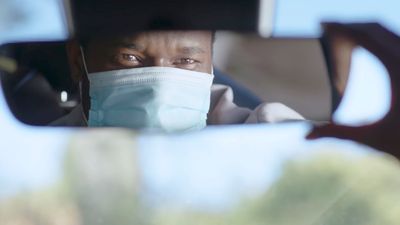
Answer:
232 151 400 225
151 150 400 225
2 144 400 225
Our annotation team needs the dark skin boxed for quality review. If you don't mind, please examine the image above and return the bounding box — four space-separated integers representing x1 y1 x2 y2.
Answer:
66 31 213 117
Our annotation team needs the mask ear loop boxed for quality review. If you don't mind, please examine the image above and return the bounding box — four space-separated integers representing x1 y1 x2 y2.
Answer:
79 46 90 76
79 46 90 123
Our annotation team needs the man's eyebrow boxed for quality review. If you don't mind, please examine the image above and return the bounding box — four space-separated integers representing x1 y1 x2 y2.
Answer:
179 46 206 54
113 41 143 50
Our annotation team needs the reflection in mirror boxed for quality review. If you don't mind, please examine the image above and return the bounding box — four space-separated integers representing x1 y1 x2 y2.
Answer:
0 32 331 131
0 42 78 125
332 47 391 125
213 32 331 121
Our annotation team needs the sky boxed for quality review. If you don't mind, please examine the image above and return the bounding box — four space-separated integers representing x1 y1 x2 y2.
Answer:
274 0 400 37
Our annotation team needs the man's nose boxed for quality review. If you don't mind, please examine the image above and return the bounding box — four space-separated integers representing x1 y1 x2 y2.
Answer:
151 58 171 67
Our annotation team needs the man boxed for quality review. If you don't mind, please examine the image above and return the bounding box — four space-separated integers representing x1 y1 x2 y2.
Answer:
52 31 304 131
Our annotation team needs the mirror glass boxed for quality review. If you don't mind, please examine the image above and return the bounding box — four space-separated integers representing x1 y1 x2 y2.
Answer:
0 32 331 129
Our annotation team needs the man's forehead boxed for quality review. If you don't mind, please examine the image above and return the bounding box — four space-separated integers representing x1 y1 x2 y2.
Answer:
102 31 212 46
123 31 210 43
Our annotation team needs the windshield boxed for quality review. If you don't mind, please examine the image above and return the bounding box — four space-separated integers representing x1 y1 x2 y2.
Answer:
1 0 400 224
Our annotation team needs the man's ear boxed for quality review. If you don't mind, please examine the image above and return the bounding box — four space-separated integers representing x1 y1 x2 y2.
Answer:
66 40 85 83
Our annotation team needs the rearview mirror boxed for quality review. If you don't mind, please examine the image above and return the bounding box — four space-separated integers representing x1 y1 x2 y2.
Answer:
0 32 331 128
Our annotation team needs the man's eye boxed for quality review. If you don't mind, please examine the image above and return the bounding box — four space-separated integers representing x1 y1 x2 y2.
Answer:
177 58 197 65
112 53 141 67
122 54 139 62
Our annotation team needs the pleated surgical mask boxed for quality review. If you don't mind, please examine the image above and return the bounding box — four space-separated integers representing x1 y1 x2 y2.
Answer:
86 66 214 132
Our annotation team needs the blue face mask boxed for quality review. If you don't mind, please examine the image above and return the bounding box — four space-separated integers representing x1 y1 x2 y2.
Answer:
86 67 214 132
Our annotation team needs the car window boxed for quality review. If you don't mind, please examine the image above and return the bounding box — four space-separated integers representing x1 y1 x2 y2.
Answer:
1 0 400 224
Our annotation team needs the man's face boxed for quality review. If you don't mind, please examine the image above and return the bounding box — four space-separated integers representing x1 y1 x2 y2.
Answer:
67 30 213 116
81 31 213 74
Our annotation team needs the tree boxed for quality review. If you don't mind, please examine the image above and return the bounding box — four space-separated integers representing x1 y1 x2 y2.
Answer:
234 150 400 225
